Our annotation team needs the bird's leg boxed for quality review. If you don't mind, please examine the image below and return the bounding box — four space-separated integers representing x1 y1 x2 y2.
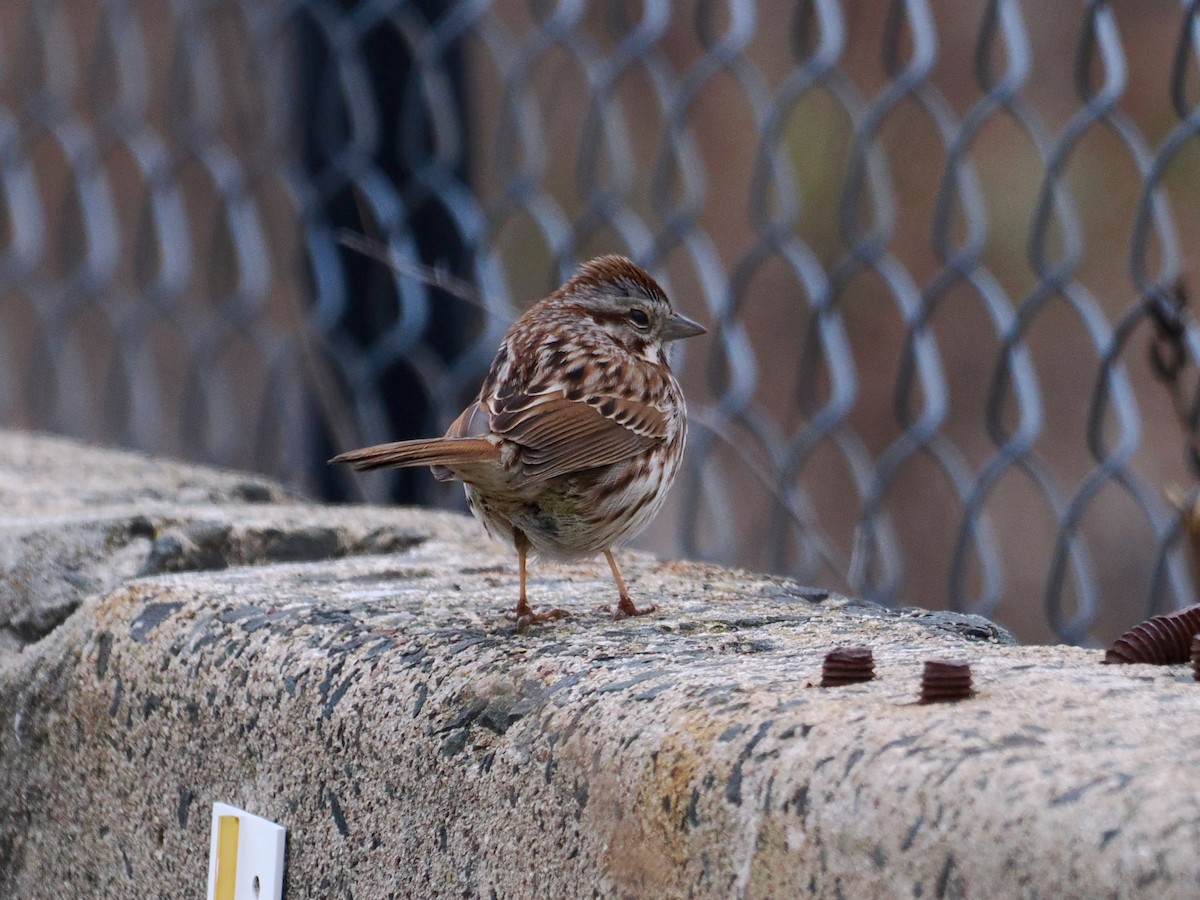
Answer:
511 529 567 627
514 536 533 620
605 550 656 619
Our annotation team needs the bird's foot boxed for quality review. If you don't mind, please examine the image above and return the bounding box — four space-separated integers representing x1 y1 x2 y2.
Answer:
607 596 657 620
509 602 569 631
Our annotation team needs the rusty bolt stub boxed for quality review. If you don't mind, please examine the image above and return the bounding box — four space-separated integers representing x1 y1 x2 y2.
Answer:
1104 604 1200 665
821 647 875 687
920 659 973 703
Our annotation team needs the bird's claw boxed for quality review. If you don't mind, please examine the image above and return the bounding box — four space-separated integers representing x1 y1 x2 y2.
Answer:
509 606 569 630
607 597 657 620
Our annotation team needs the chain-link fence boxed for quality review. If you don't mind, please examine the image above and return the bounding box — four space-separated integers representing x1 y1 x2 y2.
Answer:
3 0 1200 645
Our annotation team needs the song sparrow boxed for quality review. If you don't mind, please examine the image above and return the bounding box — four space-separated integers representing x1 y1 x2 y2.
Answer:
331 255 706 626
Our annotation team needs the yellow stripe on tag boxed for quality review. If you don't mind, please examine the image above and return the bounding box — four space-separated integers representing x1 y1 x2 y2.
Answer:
214 814 240 900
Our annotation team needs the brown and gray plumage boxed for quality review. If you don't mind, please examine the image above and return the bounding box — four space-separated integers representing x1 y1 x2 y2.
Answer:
330 255 706 625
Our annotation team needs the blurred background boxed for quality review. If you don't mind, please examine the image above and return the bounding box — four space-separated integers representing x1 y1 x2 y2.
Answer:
2 0 1199 645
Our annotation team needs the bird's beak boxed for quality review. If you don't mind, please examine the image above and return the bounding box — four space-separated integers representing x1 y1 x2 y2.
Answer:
661 311 707 342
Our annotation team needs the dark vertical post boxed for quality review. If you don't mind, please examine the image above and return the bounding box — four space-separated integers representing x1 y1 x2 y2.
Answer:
297 0 476 504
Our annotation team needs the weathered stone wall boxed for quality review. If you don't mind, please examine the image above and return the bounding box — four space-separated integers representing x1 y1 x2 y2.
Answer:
2 432 1198 898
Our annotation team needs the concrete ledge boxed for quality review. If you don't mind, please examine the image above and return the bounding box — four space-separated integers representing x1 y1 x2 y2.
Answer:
2 433 1198 897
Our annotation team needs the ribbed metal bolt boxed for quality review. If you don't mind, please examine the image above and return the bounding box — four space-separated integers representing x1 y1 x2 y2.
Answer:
821 647 875 687
1104 604 1200 665
920 659 973 703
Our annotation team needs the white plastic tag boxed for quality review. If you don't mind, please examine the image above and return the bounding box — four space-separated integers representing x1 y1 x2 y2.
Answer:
206 802 286 900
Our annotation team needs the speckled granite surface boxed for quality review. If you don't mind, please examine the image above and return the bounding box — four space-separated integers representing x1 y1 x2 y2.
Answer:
1 432 1198 898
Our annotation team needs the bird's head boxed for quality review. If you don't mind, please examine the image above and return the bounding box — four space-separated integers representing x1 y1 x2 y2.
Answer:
552 255 707 363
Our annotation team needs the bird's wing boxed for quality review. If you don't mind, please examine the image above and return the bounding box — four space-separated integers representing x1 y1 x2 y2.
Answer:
445 400 490 439
489 391 668 487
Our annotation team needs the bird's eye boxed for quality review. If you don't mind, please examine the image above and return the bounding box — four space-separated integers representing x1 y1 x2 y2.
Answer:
628 308 650 329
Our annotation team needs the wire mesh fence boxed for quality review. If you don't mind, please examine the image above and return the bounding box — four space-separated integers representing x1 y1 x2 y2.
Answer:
2 0 1200 645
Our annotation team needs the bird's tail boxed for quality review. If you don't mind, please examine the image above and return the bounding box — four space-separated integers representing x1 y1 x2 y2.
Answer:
329 437 499 472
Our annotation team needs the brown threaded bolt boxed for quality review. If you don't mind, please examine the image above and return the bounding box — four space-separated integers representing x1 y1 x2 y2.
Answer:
1192 634 1200 682
920 660 973 703
821 647 875 687
1104 604 1200 664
